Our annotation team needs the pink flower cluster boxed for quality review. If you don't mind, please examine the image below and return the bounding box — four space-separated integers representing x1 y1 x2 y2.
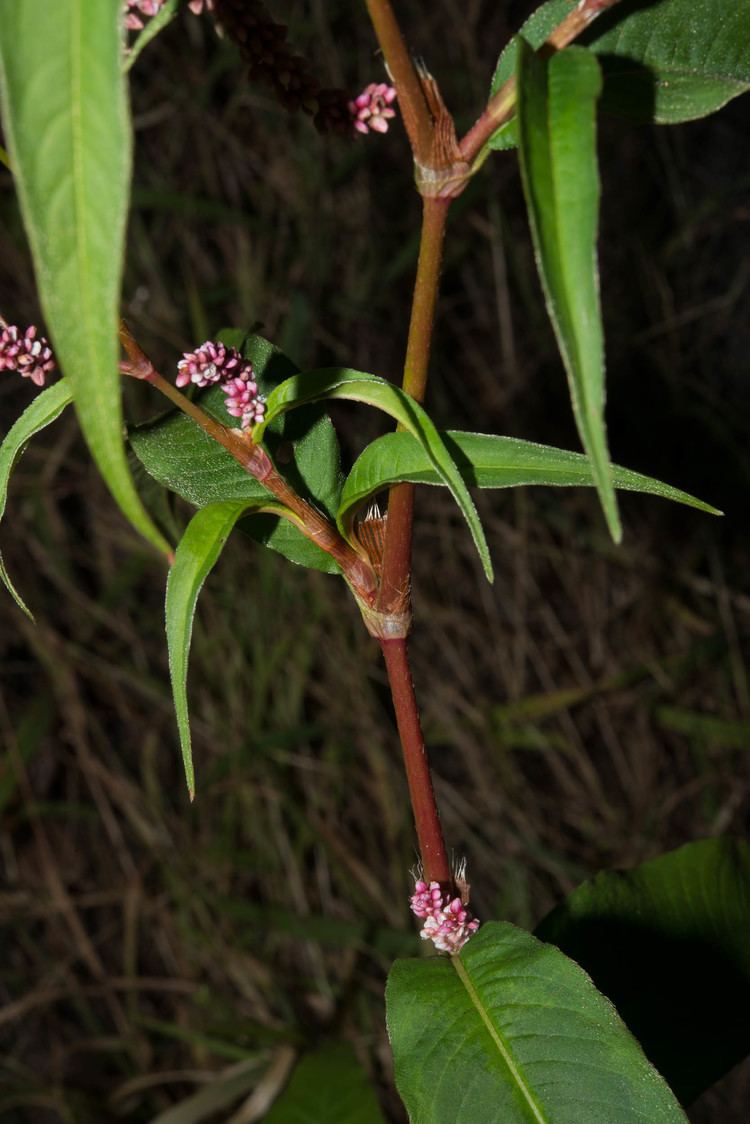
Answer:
0 324 56 387
176 340 265 432
410 879 480 954
124 0 212 32
349 83 397 135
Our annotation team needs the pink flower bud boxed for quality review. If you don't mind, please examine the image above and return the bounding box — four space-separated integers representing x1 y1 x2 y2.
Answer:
0 324 56 387
176 340 241 388
349 82 397 136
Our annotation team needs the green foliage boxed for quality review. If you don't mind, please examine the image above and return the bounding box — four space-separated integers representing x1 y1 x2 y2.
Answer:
166 498 297 796
0 381 74 617
0 0 168 555
516 42 619 540
387 921 686 1123
264 1043 385 1124
489 0 750 150
536 838 750 1105
336 429 719 539
129 335 344 574
259 368 493 582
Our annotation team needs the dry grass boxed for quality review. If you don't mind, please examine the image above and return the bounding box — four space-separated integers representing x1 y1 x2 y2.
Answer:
0 1 748 1119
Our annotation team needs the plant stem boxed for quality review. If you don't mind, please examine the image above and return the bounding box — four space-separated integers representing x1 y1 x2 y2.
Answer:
362 0 434 163
377 195 450 612
380 638 450 884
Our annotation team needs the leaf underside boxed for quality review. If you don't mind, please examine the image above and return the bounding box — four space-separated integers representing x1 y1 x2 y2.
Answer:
0 0 168 553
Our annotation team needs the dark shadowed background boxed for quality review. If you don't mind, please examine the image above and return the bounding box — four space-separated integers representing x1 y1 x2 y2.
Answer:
0 1 748 1119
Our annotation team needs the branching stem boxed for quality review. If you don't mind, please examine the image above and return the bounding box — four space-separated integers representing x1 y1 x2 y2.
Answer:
119 322 376 597
459 0 624 166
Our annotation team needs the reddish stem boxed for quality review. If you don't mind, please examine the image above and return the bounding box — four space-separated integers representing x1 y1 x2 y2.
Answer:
380 638 450 884
377 196 450 612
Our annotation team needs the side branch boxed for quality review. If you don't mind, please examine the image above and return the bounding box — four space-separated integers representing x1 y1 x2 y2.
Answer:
119 322 377 598
459 0 624 166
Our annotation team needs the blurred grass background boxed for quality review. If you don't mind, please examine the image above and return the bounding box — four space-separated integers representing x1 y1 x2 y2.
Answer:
0 1 748 1119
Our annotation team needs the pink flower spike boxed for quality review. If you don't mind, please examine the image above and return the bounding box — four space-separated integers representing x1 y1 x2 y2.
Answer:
175 339 264 431
0 324 56 387
349 81 398 136
409 874 481 955
188 0 214 14
176 340 242 388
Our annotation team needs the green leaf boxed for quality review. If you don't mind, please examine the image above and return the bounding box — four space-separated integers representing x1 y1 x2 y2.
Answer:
129 335 344 574
264 1043 386 1124
258 368 493 582
387 921 687 1124
536 838 750 1105
517 42 620 542
124 0 181 72
166 498 297 797
489 0 750 150
0 381 74 617
337 429 720 539
0 0 168 556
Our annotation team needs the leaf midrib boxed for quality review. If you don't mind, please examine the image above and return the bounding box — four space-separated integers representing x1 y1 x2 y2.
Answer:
451 954 549 1123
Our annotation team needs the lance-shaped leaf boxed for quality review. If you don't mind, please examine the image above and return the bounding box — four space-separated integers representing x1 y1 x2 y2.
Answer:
337 429 720 540
258 369 493 582
387 921 687 1123
167 498 302 797
124 0 182 72
0 0 168 555
130 335 344 575
489 1 750 151
517 42 620 541
264 1043 386 1124
536 838 750 1105
0 381 74 617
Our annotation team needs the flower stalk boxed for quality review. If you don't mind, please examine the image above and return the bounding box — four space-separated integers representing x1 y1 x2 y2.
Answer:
119 322 377 599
